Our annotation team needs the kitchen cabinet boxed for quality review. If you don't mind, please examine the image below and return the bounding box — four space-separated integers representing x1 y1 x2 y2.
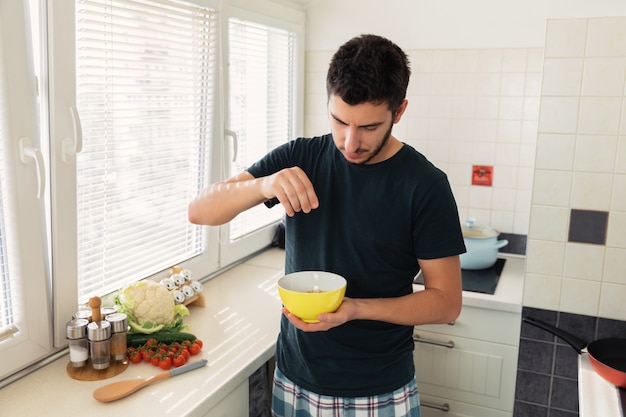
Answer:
201 380 248 417
414 305 521 417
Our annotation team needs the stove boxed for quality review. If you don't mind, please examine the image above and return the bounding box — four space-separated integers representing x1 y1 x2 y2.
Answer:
413 258 506 295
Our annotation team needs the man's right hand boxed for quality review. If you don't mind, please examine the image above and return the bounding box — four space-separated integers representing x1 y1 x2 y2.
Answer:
261 167 319 217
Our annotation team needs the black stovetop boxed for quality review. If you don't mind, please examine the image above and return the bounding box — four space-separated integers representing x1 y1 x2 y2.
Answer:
413 258 506 295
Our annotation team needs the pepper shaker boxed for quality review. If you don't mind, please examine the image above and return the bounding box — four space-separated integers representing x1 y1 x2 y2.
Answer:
87 296 110 370
88 321 111 370
106 313 128 361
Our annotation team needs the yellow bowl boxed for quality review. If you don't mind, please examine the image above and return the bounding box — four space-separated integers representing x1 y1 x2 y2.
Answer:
277 271 347 323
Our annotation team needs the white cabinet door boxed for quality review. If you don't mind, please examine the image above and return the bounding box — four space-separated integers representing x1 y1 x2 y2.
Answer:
414 330 518 413
202 380 249 417
420 393 511 417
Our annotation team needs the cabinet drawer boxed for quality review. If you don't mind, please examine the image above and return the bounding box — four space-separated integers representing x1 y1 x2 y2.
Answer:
420 393 511 417
413 330 518 412
415 305 521 346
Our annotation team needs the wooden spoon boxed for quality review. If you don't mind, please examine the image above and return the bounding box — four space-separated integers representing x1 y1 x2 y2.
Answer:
93 359 208 402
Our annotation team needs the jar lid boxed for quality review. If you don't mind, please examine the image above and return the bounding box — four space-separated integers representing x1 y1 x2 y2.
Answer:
105 312 128 333
87 321 111 341
101 306 117 316
461 218 499 239
66 318 89 339
73 310 92 321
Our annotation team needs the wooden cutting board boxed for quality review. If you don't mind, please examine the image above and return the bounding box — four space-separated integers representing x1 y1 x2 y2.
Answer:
66 358 128 381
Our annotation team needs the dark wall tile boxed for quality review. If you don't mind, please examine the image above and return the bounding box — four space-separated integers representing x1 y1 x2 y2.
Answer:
558 312 596 343
551 377 579 412
515 370 551 404
597 316 626 339
550 409 579 417
513 400 548 417
522 307 558 342
568 209 608 245
518 338 554 374
554 345 579 379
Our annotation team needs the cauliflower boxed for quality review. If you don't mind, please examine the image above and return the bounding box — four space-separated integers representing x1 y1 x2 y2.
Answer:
115 280 189 334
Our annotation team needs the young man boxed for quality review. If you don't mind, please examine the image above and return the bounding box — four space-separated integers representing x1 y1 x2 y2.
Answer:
188 34 465 417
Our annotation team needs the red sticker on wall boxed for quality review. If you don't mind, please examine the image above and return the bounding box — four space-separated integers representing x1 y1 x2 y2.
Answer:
472 165 493 186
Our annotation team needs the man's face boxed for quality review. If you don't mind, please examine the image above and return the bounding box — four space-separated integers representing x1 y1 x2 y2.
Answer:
327 94 403 165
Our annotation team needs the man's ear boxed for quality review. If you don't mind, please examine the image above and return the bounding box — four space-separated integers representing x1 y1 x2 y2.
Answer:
393 99 408 123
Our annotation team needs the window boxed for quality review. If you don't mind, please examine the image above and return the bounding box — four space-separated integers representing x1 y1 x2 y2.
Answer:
73 0 218 300
0 0 52 382
219 7 303 266
227 18 295 240
0 0 303 384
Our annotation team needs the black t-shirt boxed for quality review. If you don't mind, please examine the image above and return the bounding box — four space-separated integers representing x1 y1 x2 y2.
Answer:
247 134 465 397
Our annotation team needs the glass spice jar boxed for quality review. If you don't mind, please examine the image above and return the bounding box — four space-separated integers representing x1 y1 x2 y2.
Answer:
66 318 89 367
88 320 111 370
106 313 128 361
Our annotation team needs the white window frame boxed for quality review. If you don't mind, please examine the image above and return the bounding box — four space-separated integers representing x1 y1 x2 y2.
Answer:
218 2 304 266
0 0 53 382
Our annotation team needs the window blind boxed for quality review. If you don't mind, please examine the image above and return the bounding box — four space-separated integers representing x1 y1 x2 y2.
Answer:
75 0 217 300
227 18 293 240
0 47 16 340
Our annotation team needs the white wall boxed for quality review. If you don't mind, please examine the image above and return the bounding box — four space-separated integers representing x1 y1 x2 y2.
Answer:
302 1 626 320
304 0 626 50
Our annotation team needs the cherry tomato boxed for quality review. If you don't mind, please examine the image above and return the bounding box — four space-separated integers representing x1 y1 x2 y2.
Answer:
173 354 186 367
151 356 160 367
128 349 142 364
180 349 190 361
144 338 158 348
195 339 203 349
159 356 172 370
189 342 201 356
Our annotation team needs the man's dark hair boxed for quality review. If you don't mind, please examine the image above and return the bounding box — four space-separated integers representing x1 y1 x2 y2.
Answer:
326 34 411 114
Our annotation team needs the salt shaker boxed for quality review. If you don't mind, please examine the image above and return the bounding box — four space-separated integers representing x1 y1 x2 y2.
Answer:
66 318 89 367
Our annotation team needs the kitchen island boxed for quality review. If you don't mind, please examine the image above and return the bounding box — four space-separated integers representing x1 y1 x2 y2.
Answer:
0 248 526 416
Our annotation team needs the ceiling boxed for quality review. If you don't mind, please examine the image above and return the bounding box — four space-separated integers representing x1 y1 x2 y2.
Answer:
272 0 316 7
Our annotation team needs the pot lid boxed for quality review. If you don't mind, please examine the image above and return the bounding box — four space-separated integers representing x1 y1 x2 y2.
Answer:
461 218 499 238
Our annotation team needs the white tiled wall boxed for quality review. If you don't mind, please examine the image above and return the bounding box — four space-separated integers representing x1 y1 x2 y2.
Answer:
304 19 626 320
524 17 626 320
304 47 543 236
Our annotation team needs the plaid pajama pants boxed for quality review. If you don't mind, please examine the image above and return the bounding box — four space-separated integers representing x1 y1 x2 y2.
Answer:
271 367 421 417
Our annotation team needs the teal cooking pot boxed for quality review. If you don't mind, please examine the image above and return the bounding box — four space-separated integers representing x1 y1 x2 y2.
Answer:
460 218 508 270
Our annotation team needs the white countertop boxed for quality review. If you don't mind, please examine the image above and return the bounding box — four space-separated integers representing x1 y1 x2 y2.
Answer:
0 249 526 416
579 353 623 417
0 249 285 417
412 254 526 313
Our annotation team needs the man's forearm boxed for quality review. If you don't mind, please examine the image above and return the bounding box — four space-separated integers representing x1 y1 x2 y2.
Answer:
188 174 266 225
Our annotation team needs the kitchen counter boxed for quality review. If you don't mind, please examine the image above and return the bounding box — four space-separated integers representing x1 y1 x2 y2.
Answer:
0 248 285 417
579 353 624 417
412 254 525 313
0 249 526 416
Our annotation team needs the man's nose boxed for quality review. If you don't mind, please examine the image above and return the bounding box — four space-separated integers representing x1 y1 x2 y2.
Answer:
344 126 359 153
